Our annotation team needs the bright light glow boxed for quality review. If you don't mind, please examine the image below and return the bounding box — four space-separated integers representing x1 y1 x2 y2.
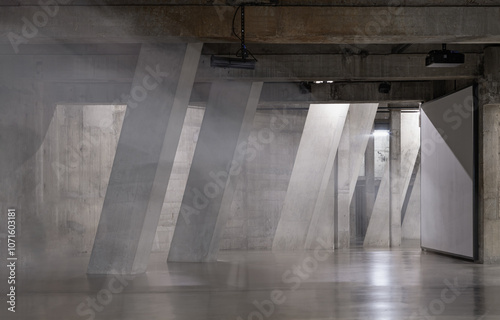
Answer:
313 80 334 84
373 130 390 137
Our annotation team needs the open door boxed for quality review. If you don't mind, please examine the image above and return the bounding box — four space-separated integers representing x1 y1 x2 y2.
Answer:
420 86 478 260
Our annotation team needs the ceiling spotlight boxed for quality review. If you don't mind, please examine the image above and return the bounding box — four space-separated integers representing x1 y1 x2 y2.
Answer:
425 44 464 67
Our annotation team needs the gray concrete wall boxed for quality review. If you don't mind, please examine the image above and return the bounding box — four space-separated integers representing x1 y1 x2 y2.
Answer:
221 109 308 250
0 104 125 265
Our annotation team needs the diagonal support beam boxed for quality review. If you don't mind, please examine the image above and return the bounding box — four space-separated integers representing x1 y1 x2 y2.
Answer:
167 81 263 262
333 104 379 249
273 104 348 251
88 43 202 274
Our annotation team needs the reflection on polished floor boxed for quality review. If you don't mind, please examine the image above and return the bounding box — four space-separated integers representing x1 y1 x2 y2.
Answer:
3 247 499 320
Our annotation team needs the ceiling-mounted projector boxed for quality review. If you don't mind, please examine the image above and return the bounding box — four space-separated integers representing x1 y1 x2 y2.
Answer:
211 56 256 70
425 44 464 67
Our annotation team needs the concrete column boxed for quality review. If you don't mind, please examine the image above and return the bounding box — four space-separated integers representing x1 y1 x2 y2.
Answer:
399 113 421 241
390 110 402 247
479 47 500 263
364 161 390 247
167 81 263 262
88 43 202 274
347 104 379 201
402 166 421 240
273 104 349 251
346 104 379 246
208 82 263 257
335 112 351 248
304 104 377 249
365 132 376 235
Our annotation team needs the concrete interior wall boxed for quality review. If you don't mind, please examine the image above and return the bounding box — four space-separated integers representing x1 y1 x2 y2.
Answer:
221 109 308 250
151 107 308 252
10 104 126 267
1 101 422 267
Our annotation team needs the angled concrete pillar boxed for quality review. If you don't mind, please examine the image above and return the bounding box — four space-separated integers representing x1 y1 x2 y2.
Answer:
402 167 421 240
365 132 376 234
335 112 351 249
273 104 349 251
364 161 390 247
399 113 421 241
208 82 263 257
347 104 379 201
88 43 202 274
334 104 379 248
390 110 402 247
167 81 263 262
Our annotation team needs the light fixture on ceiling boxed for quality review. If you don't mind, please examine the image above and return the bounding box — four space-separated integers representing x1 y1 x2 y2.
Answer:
210 5 257 70
425 44 464 67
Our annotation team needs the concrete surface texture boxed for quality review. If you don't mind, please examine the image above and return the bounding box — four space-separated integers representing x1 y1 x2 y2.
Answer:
88 43 202 274
167 81 263 262
400 113 421 240
334 104 379 249
479 47 500 263
2 5 500 44
220 109 308 250
272 104 349 251
402 169 421 240
0 105 125 270
152 106 205 253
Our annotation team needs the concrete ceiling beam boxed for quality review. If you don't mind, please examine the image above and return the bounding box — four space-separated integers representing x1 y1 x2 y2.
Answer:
1 6 500 45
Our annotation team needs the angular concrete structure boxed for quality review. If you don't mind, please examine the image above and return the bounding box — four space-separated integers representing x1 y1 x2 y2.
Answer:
365 110 420 248
273 104 349 251
334 104 379 248
399 114 421 241
365 133 376 233
167 81 263 262
389 110 402 247
364 161 391 247
88 43 202 274
402 168 421 240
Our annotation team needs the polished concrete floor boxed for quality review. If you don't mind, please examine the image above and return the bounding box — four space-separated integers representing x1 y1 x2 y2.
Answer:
2 246 500 320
